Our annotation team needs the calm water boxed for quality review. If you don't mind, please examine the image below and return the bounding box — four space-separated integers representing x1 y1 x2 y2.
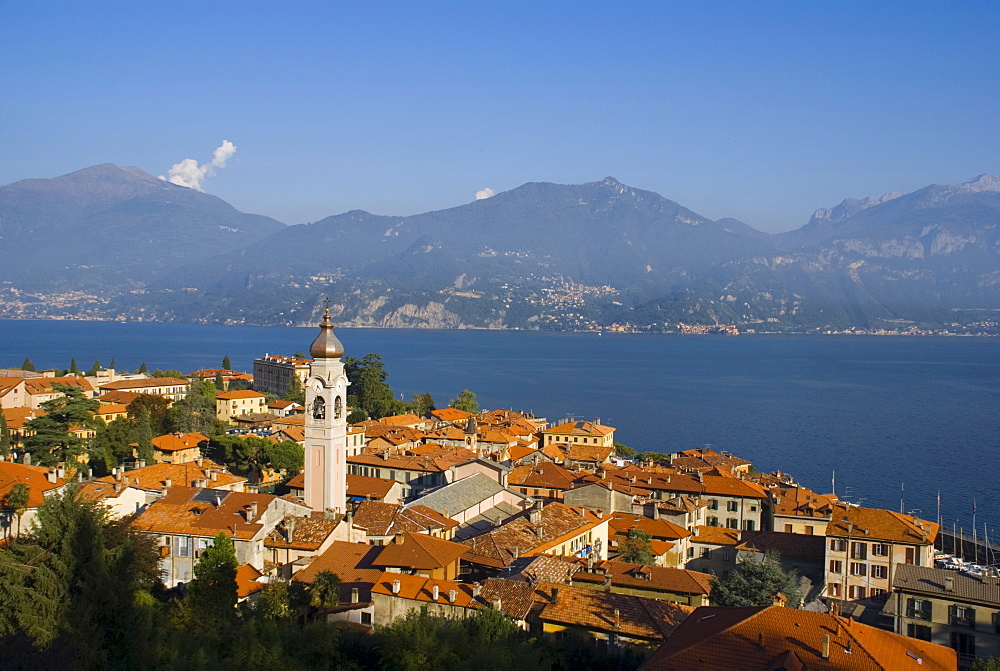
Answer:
2 320 998 536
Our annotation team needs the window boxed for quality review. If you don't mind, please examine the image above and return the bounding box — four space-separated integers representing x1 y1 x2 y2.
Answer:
727 501 738 512
905 547 916 564
850 562 867 577
722 548 732 561
709 500 719 511
707 516 719 527
785 524 794 533
828 582 841 597
700 547 710 558
830 539 846 552
907 623 932 641
872 565 888 580
829 560 843 574
750 505 758 512
907 598 932 621
726 518 738 529
743 520 756 531
872 543 889 557
870 588 887 600
950 605 975 628
849 585 866 600
950 632 976 659
851 542 867 560
804 526 814 535
176 536 190 557
687 547 694 559
994 612 1000 634
360 612 372 625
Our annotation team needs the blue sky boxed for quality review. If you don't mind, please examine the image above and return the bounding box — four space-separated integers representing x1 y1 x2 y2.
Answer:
1 1 997 232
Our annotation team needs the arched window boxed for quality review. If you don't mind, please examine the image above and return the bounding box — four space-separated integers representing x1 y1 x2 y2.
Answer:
334 395 343 419
311 395 326 420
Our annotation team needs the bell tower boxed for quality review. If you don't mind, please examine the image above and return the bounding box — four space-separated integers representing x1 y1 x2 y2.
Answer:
304 308 349 513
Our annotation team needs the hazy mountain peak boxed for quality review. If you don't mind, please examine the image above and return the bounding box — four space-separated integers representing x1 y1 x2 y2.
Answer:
958 173 1000 193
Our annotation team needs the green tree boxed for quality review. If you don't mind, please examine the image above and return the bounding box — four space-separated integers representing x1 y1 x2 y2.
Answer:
23 384 100 468
614 442 637 458
971 658 1000 671
152 369 186 379
448 389 479 413
344 354 395 419
135 362 148 374
411 392 436 418
284 371 305 405
619 528 655 565
168 380 223 436
0 487 160 665
133 407 155 465
214 371 225 390
185 532 238 624
636 451 667 463
86 360 103 376
308 570 341 618
0 410 11 456
4 483 30 536
222 355 232 371
127 394 171 435
68 358 80 375
710 551 802 608
265 441 304 473
21 358 36 372
109 357 116 370
89 416 138 474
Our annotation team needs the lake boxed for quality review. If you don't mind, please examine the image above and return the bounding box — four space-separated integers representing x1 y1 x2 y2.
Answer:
2 319 998 536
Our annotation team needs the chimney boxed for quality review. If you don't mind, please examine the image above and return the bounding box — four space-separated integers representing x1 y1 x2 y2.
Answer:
530 507 541 525
138 460 145 468
286 517 297 542
536 526 544 539
757 632 765 651
587 556 594 570
552 587 559 603
160 486 168 498
945 576 955 592
448 589 457 603
604 574 612 593
578 506 586 517
351 587 359 603
112 481 121 493
46 470 57 484
210 471 218 481
492 598 502 610
196 457 203 467
613 609 620 630
472 583 481 598
248 501 258 520
651 506 659 520
821 634 830 660
433 585 440 601
392 579 401 594
165 477 172 489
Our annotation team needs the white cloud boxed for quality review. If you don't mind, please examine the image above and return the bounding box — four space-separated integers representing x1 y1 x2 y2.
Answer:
162 140 237 191
475 187 495 200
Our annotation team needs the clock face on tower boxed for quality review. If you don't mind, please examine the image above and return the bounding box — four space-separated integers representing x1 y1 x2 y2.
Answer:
312 379 324 394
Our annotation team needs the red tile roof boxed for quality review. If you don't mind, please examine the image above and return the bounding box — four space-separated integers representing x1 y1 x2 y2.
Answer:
0 462 65 507
370 532 468 570
640 606 957 670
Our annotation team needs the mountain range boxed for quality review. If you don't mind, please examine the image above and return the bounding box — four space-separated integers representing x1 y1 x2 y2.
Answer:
2 164 998 332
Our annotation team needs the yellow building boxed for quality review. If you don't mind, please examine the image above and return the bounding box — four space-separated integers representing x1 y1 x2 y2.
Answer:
215 390 267 423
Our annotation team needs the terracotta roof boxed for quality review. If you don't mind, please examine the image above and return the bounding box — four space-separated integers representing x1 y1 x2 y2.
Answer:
371 532 468 570
736 531 827 560
508 445 538 462
371 572 480 608
276 426 305 443
130 486 277 540
94 459 244 491
267 399 300 409
771 486 837 518
430 408 473 422
690 526 741 546
559 556 714 596
1 406 42 430
347 473 398 499
609 513 691 540
98 390 142 404
379 413 424 426
0 462 65 507
348 453 450 473
566 443 614 463
292 541 384 602
352 501 458 537
461 502 606 568
592 468 766 500
542 420 615 436
501 554 580 584
99 377 187 390
286 473 304 491
826 505 938 545
24 376 94 395
535 581 691 641
475 577 538 620
216 390 266 400
264 512 341 551
188 369 253 381
151 432 208 453
640 605 957 670
236 564 267 599
94 403 128 416
78 481 133 502
509 462 576 490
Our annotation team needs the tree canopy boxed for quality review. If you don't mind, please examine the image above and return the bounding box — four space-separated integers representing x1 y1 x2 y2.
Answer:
222 355 232 371
0 410 11 456
448 389 479 413
23 384 100 468
618 529 655 565
710 551 803 608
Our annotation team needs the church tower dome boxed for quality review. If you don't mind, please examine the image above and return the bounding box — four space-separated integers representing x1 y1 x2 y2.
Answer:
309 308 344 359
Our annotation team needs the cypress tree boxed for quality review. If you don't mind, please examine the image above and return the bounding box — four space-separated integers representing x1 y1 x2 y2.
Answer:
185 532 238 623
69 358 80 375
86 360 102 377
0 410 11 456
222 355 232 371
21 358 36 372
